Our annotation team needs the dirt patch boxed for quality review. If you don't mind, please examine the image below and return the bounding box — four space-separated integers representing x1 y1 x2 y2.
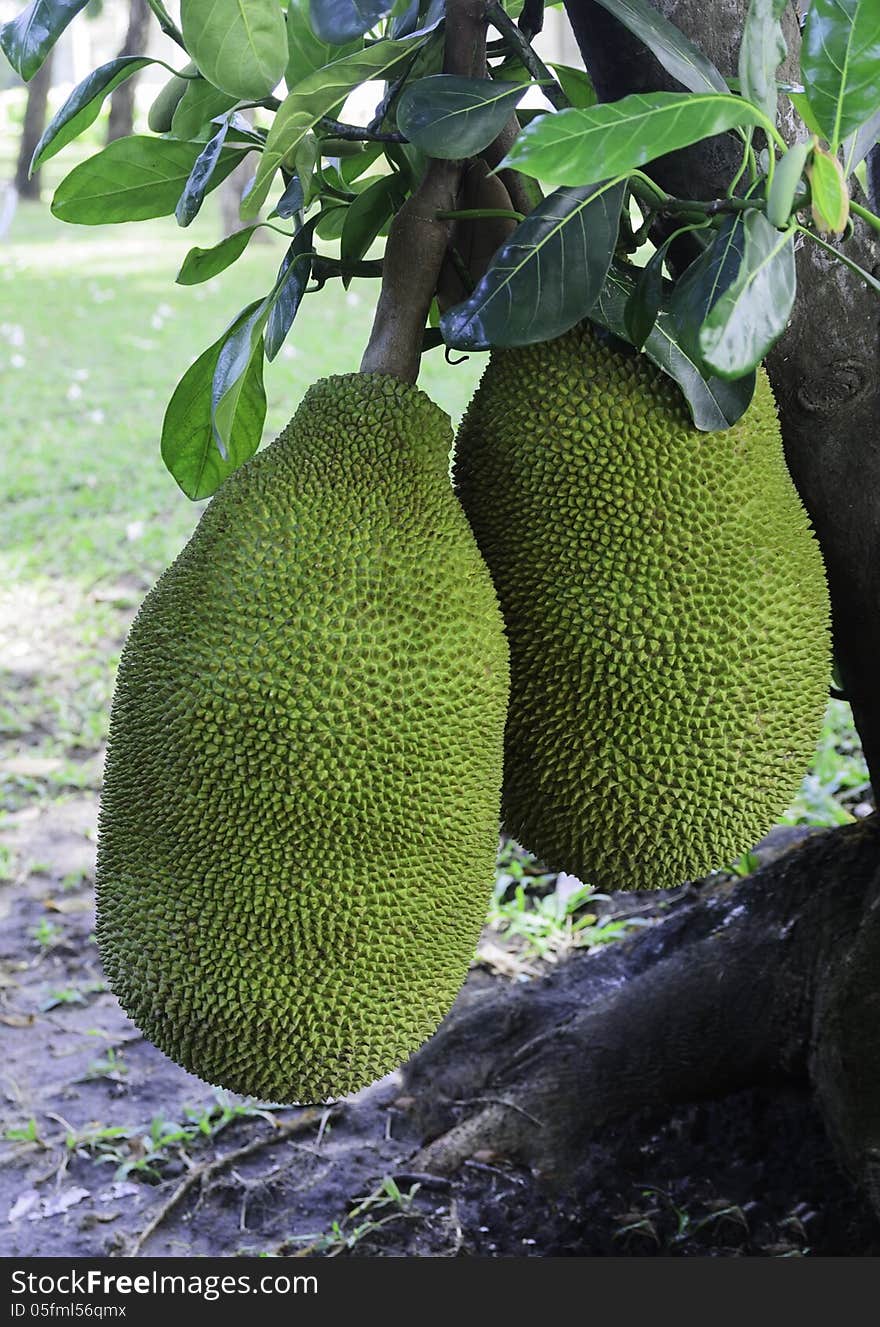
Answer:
1 793 878 1258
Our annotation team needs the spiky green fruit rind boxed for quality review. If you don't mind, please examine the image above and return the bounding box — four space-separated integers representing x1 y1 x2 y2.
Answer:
454 323 831 890
97 374 509 1101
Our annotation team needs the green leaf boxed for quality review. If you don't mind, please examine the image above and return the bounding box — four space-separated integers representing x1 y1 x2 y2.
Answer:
161 305 267 500
176 225 262 285
314 200 347 238
176 120 231 227
548 62 596 109
273 174 306 218
265 220 317 359
788 89 826 138
243 36 422 218
171 77 238 139
807 145 850 234
0 0 88 81
441 179 626 350
668 214 747 369
801 0 880 149
285 0 362 90
594 261 756 430
340 172 407 268
309 0 393 43
842 105 880 174
699 212 796 378
624 243 667 349
31 56 154 173
738 0 787 123
180 0 288 99
590 0 729 95
501 93 770 186
51 136 249 225
397 76 527 158
212 301 269 457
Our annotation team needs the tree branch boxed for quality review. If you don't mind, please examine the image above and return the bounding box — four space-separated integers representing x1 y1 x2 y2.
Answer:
487 1 567 109
360 0 490 381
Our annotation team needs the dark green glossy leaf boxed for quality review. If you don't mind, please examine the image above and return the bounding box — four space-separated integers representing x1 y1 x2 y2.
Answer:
340 172 407 267
0 0 88 81
212 301 268 459
176 225 262 285
802 0 880 149
738 0 787 123
699 211 796 377
176 119 230 227
591 0 728 94
624 243 667 350
502 92 768 186
315 200 347 238
285 0 362 90
181 0 288 99
273 173 306 218
244 36 422 217
161 304 266 500
31 55 153 173
396 75 526 158
309 0 393 43
265 220 317 359
170 77 238 139
669 214 748 367
52 136 248 225
441 179 626 350
549 62 596 109
594 261 756 430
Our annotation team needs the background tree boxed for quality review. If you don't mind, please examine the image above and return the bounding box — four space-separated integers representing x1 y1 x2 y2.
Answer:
13 45 52 199
3 0 879 1225
106 0 151 141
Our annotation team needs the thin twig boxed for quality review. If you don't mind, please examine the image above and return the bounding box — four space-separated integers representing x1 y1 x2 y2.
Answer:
487 1 568 110
126 1107 340 1257
145 0 188 53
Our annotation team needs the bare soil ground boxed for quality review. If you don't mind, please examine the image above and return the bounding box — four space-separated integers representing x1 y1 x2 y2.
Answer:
1 783 878 1258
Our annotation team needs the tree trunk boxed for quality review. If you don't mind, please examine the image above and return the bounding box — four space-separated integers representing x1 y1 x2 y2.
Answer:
106 0 151 143
14 50 54 201
402 0 880 1224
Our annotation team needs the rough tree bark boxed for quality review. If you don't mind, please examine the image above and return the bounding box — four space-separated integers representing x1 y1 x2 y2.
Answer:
14 49 53 201
107 0 151 143
402 0 880 1220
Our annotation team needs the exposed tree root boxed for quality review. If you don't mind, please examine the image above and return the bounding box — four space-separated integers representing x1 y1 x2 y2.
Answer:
404 822 880 1218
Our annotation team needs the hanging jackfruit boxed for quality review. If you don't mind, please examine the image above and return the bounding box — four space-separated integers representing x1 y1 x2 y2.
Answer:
454 322 830 890
97 374 509 1101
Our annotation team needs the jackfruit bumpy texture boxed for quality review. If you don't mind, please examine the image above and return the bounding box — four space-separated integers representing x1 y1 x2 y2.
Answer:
454 323 831 890
97 374 509 1101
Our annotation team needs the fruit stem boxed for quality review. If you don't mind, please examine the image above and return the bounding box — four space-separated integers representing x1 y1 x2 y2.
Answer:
360 0 490 383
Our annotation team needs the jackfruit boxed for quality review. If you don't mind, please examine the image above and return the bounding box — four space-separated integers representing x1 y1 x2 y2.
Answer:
147 63 196 134
97 374 509 1101
454 322 830 890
